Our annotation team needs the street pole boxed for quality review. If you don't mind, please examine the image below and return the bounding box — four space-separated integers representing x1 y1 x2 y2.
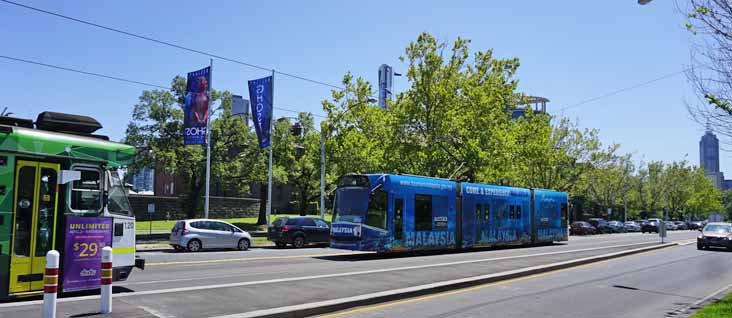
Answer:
320 127 326 219
204 58 213 219
266 70 275 228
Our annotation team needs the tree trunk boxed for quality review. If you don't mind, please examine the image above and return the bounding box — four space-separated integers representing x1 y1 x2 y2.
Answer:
257 183 268 225
299 188 308 216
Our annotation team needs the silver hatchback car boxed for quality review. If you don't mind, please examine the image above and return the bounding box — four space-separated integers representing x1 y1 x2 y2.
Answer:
170 219 252 252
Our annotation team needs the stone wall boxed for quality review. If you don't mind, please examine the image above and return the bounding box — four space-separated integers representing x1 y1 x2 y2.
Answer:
129 194 260 221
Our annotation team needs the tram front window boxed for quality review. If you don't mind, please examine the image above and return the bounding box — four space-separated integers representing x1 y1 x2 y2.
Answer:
108 170 132 216
333 187 369 224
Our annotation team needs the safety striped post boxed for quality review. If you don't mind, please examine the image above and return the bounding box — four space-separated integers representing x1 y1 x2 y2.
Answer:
43 250 59 318
100 246 113 314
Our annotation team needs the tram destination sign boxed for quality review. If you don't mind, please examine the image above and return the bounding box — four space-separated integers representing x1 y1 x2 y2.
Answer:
62 216 113 292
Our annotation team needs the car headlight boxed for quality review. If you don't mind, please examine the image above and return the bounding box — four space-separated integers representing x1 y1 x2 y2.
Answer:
698 235 704 239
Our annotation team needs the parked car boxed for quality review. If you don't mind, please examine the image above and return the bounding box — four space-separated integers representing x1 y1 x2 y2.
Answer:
642 218 661 233
624 221 641 232
588 218 612 234
689 221 704 230
570 221 597 235
673 221 688 230
268 216 331 248
608 221 627 233
697 222 732 251
665 221 677 231
170 219 252 252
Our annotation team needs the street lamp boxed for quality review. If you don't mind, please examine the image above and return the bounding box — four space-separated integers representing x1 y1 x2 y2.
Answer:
319 97 377 219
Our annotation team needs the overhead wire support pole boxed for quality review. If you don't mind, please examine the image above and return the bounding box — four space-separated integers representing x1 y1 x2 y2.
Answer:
266 69 275 228
320 125 326 219
204 58 213 219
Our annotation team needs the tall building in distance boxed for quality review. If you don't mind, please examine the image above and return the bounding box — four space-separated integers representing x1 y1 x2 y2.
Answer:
699 128 726 189
378 64 394 109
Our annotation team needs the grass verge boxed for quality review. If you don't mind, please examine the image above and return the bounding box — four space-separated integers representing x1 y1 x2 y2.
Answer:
692 293 732 318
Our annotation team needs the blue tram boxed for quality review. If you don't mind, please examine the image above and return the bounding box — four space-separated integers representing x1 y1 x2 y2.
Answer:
329 174 568 252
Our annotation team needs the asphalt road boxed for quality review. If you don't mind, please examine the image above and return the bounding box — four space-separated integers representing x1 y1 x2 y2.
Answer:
0 231 701 318
322 240 732 318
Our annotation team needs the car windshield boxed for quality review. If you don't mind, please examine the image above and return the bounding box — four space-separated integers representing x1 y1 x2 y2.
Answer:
333 187 369 223
704 224 732 233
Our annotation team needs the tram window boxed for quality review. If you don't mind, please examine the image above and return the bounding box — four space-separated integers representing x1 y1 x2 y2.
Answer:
365 190 387 230
70 169 102 212
414 194 432 231
484 205 490 223
108 171 132 216
516 205 522 219
509 205 515 219
475 204 482 224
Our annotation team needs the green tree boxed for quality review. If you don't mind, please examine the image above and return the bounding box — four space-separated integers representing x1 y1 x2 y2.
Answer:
124 76 266 219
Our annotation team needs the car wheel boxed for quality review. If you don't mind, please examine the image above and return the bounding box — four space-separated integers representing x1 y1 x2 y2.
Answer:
293 236 306 249
187 239 202 252
697 242 704 250
237 238 250 251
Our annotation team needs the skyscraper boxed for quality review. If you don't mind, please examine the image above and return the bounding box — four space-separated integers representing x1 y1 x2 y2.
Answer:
700 128 725 189
700 129 720 173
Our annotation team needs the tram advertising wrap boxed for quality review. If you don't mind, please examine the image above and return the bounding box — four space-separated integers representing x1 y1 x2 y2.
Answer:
63 216 113 292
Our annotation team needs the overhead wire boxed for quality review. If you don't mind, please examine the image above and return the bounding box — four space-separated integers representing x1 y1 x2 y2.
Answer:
2 0 702 116
0 0 346 91
0 54 327 118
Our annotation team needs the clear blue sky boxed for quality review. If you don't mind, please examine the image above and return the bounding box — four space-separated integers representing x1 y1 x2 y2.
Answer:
1 1 722 173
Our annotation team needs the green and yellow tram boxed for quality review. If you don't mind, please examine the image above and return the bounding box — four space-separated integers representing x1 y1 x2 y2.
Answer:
0 112 143 299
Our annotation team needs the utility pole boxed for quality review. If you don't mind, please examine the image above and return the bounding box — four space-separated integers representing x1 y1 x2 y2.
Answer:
320 127 326 219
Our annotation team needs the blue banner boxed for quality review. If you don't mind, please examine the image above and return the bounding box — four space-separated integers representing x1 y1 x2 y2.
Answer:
248 76 273 148
184 67 211 145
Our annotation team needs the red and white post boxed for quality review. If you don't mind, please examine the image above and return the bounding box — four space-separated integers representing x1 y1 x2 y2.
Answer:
100 246 113 314
43 250 59 318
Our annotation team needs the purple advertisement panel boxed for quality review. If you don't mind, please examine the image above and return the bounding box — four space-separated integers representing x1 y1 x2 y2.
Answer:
62 216 113 292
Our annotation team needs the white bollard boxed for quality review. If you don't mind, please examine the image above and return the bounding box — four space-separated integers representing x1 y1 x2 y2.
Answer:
43 250 59 318
100 246 113 314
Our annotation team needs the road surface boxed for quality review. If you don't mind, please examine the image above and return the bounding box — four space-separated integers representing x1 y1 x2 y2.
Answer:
321 239 731 318
0 231 701 317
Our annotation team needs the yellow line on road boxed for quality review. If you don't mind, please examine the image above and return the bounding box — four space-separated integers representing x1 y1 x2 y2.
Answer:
317 244 679 318
146 252 371 266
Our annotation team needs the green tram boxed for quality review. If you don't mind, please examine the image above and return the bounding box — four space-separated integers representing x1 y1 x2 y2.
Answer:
0 112 143 299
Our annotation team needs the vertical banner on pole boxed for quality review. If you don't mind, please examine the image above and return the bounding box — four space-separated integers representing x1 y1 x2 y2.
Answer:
247 76 274 148
184 66 211 145
248 73 275 226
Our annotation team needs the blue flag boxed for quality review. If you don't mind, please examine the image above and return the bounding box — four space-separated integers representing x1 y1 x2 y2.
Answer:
248 76 273 148
183 67 211 145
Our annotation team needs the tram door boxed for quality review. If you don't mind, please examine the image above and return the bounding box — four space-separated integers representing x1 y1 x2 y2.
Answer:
9 161 59 294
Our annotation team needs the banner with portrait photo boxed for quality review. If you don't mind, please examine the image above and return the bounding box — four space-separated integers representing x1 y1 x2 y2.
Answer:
184 67 211 145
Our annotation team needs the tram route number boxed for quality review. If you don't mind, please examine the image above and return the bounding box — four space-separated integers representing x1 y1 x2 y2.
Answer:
73 242 105 257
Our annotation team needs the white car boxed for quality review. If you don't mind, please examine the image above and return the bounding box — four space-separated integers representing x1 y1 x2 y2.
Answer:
665 221 677 231
624 221 641 232
169 219 252 252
